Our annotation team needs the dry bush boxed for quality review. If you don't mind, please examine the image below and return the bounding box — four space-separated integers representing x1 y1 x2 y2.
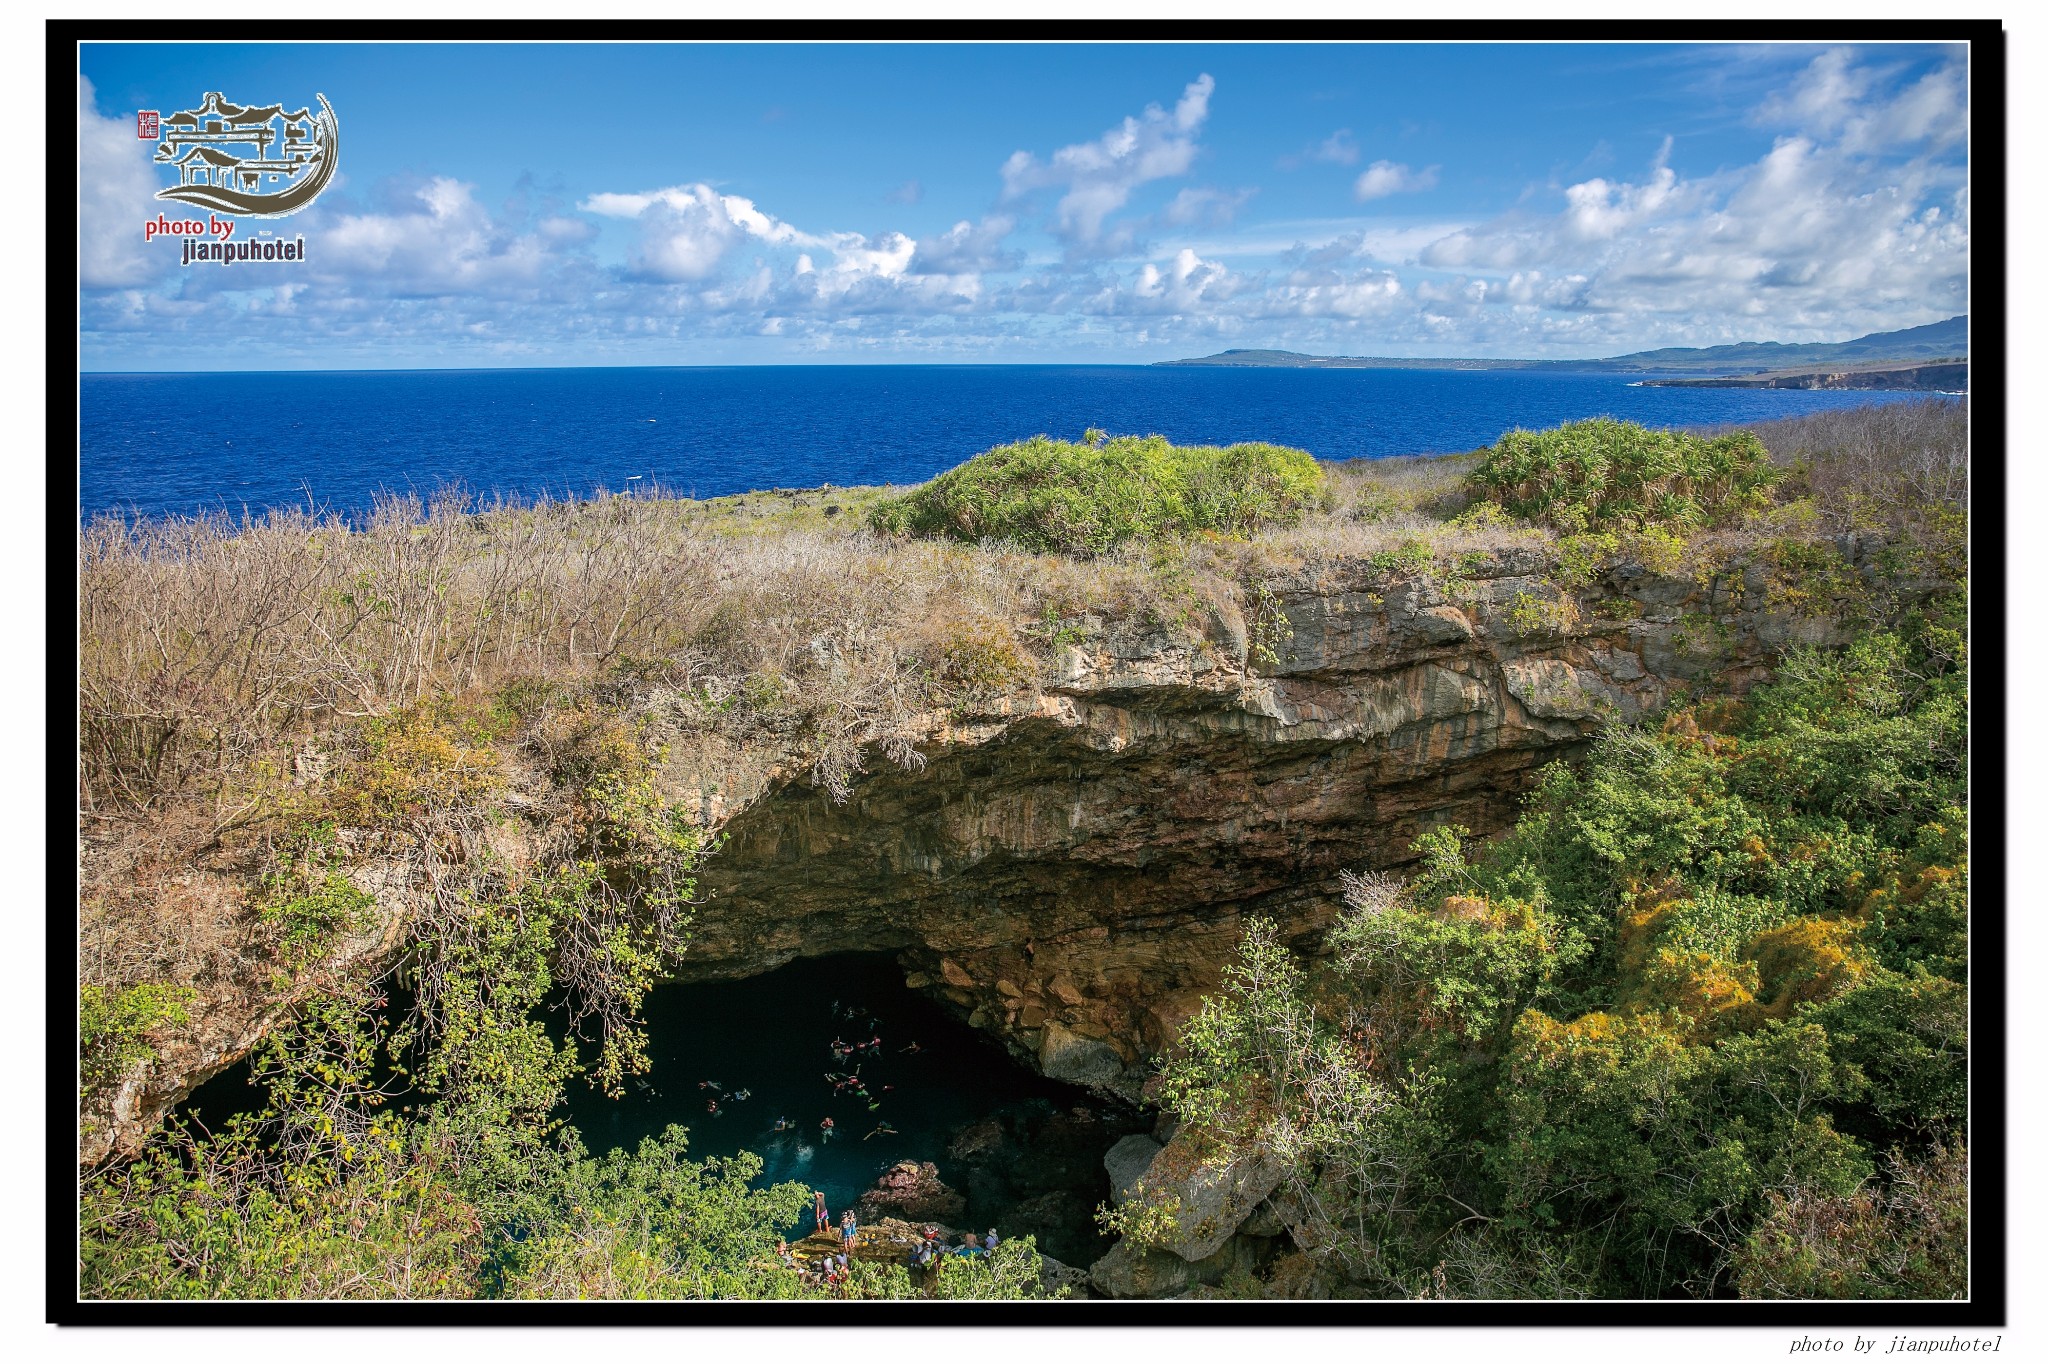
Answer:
70 446 1564 836
1705 398 1969 531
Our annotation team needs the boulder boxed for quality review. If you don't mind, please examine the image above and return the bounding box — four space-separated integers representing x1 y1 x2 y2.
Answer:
1039 1021 1124 1087
1103 1133 1163 1205
1125 1135 1287 1262
1089 1236 1194 1299
1188 1232 1268 1287
856 1160 966 1224
1238 1194 1288 1239
997 1190 1106 1268
1038 1252 1096 1299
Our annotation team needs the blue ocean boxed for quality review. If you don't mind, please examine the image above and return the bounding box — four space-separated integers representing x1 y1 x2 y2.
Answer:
78 366 1948 522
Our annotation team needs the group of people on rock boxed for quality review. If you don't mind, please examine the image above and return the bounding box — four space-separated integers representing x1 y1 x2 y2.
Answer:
787 1190 1003 1291
906 1224 1000 1269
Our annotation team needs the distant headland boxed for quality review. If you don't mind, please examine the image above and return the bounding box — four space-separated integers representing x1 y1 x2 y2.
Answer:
1157 315 1968 378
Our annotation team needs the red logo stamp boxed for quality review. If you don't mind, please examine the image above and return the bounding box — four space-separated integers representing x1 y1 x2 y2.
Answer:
137 110 159 140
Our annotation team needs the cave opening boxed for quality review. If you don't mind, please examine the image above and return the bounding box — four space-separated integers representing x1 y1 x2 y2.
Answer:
173 951 1150 1266
563 951 1147 1264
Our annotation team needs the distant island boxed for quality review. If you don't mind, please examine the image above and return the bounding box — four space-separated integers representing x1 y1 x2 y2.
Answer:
1159 314 1967 376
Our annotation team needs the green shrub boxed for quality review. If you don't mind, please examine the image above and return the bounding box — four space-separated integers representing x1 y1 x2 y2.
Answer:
869 433 1326 555
80 982 197 1093
1468 418 1779 533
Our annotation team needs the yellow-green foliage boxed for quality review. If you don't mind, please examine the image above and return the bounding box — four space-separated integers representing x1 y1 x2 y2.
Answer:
1150 609 1968 1300
869 432 1327 555
1469 417 1779 533
79 982 197 1094
326 699 505 826
256 821 379 974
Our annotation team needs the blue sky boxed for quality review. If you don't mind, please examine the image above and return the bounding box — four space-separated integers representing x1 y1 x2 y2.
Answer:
77 41 1971 368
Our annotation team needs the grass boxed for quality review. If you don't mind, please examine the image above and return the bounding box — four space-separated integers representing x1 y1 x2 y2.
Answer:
73 401 1965 1090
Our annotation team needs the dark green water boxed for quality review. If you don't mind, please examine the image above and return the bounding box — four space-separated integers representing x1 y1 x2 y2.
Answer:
179 951 1139 1259
560 953 1123 1240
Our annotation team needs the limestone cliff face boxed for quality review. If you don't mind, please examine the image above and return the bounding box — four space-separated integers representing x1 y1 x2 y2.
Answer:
82 543 1856 1162
662 545 1850 1100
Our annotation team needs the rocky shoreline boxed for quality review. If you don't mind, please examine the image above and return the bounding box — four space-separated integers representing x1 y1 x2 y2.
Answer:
1641 361 1966 391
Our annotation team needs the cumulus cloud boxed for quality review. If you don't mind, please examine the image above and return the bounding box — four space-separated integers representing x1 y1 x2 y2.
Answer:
1353 160 1441 202
1756 47 1966 154
908 215 1018 274
315 176 582 294
1130 247 1233 312
1000 74 1214 249
78 75 163 289
77 48 1970 364
582 183 822 281
1411 51 1969 342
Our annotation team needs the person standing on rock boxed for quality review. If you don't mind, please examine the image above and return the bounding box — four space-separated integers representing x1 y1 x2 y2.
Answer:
840 1208 859 1253
814 1189 829 1231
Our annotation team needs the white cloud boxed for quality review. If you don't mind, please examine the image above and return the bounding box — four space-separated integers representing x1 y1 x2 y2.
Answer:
1001 74 1215 248
1353 160 1441 202
581 183 822 281
1160 186 1256 230
1414 113 1965 346
1756 47 1966 155
78 48 1970 364
78 75 163 289
1130 247 1232 312
317 176 569 293
909 215 1018 274
1755 47 1876 136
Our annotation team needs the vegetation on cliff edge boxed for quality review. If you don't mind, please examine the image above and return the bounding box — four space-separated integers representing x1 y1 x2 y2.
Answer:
75 399 1967 1300
1120 597 1968 1298
867 431 1328 555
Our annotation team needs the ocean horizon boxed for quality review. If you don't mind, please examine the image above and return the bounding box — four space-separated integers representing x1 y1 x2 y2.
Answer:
79 364 1950 523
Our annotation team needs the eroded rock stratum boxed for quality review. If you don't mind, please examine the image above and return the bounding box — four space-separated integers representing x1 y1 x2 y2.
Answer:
665 546 1846 1100
84 543 1857 1161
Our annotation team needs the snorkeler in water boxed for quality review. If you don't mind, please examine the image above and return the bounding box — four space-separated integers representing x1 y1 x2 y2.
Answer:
865 1122 897 1140
706 1099 720 1116
900 1041 921 1054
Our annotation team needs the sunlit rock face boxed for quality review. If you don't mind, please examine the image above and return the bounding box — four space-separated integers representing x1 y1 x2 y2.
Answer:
671 546 1844 1100
87 543 1860 1163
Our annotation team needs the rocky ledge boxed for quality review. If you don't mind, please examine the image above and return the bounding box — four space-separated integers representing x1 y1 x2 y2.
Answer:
666 542 1859 1101
85 540 1872 1163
